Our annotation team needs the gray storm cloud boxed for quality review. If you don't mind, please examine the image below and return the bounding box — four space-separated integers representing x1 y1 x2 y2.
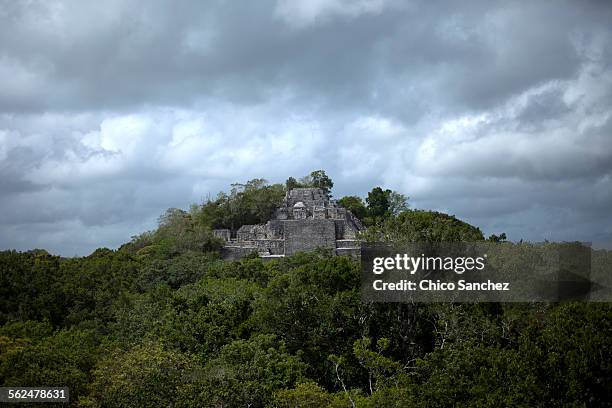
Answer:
0 0 611 255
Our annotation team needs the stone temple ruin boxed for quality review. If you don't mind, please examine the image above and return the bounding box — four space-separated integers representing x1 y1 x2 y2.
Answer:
213 188 364 259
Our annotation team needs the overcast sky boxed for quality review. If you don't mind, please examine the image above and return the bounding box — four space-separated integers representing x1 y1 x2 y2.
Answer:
1 0 611 256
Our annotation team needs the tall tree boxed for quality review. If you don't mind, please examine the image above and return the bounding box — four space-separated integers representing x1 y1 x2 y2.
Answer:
388 191 409 216
309 170 334 196
337 196 368 220
366 187 392 219
285 177 301 191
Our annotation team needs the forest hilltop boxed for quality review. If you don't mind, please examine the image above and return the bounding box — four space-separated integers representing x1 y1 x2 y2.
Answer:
1 170 611 407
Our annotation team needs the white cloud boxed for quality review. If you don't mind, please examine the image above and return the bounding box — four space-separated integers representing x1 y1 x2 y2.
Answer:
274 0 392 28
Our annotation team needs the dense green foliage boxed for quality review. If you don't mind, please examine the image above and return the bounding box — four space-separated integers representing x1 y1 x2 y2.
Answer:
193 178 286 232
286 170 334 197
339 187 409 226
2 247 610 407
1 177 611 407
361 209 485 243
337 196 368 221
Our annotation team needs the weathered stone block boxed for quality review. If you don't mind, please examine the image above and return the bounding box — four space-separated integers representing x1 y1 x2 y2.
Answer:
284 219 336 256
